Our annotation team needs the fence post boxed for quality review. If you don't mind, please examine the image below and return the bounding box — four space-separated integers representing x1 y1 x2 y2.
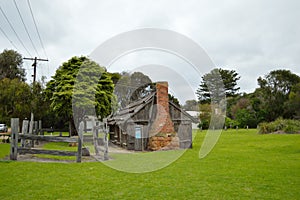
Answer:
21 120 29 148
76 121 83 163
104 133 108 160
38 120 42 135
29 113 34 147
34 121 39 145
92 119 100 156
104 121 109 161
10 118 19 160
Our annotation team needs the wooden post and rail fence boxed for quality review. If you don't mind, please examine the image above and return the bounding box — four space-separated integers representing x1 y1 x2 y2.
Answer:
10 118 84 163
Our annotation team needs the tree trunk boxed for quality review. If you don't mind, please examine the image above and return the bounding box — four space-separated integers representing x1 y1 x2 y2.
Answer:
69 117 78 136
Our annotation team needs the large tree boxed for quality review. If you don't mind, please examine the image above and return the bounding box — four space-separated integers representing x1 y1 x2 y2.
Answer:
114 71 153 108
0 78 31 125
284 83 300 119
0 49 26 81
183 99 199 111
45 56 115 135
257 69 300 121
196 68 240 103
230 97 259 128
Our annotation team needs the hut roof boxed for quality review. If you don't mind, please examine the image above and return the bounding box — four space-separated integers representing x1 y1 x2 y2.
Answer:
107 92 199 124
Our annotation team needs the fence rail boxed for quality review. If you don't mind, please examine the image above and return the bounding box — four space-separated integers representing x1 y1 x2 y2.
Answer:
19 134 77 143
10 118 83 163
17 148 78 156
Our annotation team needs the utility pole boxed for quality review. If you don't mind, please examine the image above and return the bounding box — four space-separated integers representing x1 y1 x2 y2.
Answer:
23 57 48 135
24 57 48 83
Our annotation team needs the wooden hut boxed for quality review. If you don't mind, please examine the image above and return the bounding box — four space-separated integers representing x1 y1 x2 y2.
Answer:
107 82 199 151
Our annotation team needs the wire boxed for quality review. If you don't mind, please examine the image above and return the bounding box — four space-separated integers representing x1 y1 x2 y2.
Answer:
27 0 48 59
0 25 20 51
13 0 40 58
0 4 32 57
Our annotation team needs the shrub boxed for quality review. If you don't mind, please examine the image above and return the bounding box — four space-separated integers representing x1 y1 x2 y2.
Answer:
283 119 300 134
225 117 239 129
258 118 300 134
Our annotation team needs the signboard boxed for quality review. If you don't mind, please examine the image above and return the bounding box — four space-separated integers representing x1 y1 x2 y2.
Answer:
135 127 142 139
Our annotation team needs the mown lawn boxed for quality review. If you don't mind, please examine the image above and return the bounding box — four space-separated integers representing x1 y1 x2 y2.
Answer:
0 129 299 199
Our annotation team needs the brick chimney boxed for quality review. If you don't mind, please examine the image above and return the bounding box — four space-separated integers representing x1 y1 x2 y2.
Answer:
148 81 179 151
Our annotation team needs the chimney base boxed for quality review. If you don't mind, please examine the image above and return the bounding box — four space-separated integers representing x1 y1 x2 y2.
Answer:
148 134 179 151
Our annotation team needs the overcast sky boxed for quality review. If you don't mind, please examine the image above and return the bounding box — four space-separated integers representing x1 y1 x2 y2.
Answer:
0 0 299 103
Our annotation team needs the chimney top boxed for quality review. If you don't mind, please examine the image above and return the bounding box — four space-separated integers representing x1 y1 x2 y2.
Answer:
156 81 168 86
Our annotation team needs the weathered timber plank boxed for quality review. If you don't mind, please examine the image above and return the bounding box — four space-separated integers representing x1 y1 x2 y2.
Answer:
10 118 19 160
21 120 29 147
17 148 77 156
76 121 83 163
18 134 77 143
29 113 34 147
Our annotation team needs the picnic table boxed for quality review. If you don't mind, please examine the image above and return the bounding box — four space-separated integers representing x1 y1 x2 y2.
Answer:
0 132 11 143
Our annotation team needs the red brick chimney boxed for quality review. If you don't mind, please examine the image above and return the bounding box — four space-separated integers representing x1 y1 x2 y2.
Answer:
149 82 179 151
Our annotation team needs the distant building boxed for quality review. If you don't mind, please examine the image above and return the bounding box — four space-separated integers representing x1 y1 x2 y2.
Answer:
185 111 200 129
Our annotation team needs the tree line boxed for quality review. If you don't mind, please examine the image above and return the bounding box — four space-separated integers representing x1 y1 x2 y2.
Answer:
192 68 300 129
0 49 299 133
0 49 158 134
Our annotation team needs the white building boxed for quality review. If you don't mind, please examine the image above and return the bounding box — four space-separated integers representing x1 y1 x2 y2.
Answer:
185 111 200 129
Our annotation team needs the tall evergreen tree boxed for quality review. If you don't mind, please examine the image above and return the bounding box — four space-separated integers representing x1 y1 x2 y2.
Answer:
45 56 115 135
196 68 240 103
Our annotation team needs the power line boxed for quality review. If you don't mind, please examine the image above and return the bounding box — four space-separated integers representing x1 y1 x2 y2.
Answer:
27 0 50 77
13 0 40 58
0 25 20 51
0 4 32 57
27 0 48 59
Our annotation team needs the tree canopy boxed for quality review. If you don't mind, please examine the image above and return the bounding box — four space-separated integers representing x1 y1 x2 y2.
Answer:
285 83 300 118
0 49 26 81
183 99 199 111
114 71 153 108
257 69 300 121
0 78 31 125
45 56 115 135
196 68 240 103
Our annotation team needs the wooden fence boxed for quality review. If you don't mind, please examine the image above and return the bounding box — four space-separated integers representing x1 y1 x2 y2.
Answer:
10 118 84 163
91 119 109 160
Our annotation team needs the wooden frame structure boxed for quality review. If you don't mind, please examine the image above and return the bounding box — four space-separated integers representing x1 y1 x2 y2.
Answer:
10 118 84 162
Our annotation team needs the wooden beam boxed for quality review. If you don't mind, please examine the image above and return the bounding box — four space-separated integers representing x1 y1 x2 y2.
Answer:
17 148 77 156
18 134 77 143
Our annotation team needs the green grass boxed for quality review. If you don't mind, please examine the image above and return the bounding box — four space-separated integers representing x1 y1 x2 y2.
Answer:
43 131 70 136
0 143 10 159
0 129 299 199
34 142 78 161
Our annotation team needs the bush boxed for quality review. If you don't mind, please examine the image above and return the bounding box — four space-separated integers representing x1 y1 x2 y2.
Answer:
235 109 258 128
225 117 239 129
283 119 300 134
258 118 300 134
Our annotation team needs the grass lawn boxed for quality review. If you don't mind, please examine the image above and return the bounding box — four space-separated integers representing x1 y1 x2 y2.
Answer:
0 129 299 199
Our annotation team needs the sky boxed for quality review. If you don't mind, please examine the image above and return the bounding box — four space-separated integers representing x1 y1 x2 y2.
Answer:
0 0 299 103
